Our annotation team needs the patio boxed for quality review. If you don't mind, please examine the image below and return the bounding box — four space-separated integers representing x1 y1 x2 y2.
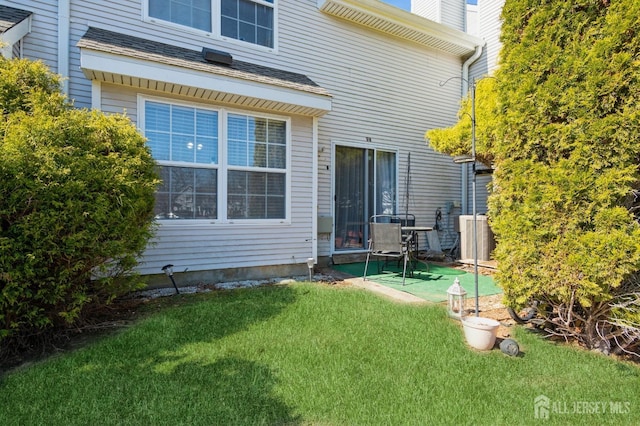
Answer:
331 261 502 303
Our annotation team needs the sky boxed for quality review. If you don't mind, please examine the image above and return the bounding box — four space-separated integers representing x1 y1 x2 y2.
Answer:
381 0 411 10
381 0 477 11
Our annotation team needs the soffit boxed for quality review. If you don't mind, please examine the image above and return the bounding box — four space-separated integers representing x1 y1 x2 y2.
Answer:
0 4 32 56
318 0 483 56
78 28 332 117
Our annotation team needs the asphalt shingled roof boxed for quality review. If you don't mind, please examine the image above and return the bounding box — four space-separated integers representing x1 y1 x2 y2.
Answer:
0 4 32 34
77 27 331 98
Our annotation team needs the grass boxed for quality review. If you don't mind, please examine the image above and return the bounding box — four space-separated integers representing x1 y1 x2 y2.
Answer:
1 283 639 425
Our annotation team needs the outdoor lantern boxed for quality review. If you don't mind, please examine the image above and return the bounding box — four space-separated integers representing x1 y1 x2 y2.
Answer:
161 264 180 294
306 258 315 282
447 277 467 319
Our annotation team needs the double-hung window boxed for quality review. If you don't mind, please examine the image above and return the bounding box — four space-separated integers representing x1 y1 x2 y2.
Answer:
143 98 288 221
148 0 212 32
227 114 286 219
220 0 274 48
147 0 275 48
146 101 219 220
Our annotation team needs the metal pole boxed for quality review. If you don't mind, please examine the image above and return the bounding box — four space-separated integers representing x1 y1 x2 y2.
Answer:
169 275 180 295
471 78 479 316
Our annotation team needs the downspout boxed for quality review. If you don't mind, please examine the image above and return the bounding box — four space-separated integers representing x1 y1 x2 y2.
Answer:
312 117 319 265
57 0 71 95
460 44 483 215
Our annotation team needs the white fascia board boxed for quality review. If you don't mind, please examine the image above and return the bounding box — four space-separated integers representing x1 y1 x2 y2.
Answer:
0 14 31 57
80 49 333 113
317 0 483 55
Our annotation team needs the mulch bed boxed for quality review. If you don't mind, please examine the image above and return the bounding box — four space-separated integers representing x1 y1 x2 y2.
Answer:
0 298 145 374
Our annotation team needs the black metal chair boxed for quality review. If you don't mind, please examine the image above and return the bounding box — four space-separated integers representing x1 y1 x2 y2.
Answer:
363 215 414 286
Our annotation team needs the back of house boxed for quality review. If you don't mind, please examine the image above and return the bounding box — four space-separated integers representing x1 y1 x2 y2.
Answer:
0 0 485 286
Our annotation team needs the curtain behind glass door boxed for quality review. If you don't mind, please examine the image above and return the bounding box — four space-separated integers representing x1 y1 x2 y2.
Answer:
335 146 366 250
376 151 396 216
334 146 396 251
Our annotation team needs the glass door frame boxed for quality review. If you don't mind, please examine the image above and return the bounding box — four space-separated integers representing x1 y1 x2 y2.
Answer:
332 141 399 253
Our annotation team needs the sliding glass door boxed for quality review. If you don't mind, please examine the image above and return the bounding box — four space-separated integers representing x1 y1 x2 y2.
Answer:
334 145 396 251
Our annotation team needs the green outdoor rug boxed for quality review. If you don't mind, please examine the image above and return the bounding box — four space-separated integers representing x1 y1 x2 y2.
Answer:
332 261 502 303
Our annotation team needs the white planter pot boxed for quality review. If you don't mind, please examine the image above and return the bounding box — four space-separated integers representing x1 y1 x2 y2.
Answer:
461 316 500 350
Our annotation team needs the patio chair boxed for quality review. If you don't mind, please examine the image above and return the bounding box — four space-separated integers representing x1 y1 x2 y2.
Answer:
363 215 414 286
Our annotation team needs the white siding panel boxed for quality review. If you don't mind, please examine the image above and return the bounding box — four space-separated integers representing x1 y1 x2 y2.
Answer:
411 1 465 32
480 0 504 74
411 0 439 21
100 84 315 274
466 0 504 234
441 1 465 31
15 0 479 273
100 83 138 115
470 0 504 80
4 0 58 70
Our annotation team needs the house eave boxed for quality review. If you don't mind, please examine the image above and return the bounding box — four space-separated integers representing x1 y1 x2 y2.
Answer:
79 49 333 117
0 11 31 58
317 0 483 56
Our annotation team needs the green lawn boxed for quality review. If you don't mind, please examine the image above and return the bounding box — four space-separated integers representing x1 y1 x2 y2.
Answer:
1 283 639 425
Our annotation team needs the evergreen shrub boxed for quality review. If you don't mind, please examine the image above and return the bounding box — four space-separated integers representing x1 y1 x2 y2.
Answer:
0 58 158 342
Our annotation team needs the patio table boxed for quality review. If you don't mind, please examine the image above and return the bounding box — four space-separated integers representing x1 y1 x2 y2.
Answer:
401 226 433 267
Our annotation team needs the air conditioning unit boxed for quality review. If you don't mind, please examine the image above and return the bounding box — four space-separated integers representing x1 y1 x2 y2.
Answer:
459 215 495 261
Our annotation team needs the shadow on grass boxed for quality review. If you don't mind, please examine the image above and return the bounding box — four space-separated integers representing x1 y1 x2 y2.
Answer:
0 285 302 425
135 356 301 424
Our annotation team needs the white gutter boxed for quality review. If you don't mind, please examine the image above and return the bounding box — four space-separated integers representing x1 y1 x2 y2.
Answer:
460 44 483 215
462 45 483 94
318 0 483 56
312 117 319 264
57 0 70 95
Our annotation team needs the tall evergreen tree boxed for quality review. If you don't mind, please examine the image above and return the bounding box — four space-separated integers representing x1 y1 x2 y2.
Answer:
428 0 640 353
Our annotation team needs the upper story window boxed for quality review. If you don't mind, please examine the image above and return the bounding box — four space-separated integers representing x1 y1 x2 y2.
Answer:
147 0 275 49
221 0 274 48
149 0 212 32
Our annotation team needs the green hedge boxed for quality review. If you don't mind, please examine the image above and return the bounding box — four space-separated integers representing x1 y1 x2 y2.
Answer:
0 58 158 340
426 1 640 351
490 0 640 349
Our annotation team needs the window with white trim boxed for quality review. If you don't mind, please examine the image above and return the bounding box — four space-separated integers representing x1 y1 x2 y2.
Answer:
221 0 274 48
147 0 275 48
227 114 286 219
146 101 219 219
143 98 288 221
149 0 212 32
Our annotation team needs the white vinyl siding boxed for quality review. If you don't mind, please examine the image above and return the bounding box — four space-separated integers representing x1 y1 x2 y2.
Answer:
411 0 465 32
4 0 58 70
411 0 439 21
440 0 465 31
478 0 504 74
101 82 312 274
465 0 504 218
18 0 477 273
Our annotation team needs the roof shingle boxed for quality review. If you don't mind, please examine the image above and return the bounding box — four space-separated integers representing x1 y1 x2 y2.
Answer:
77 27 331 97
0 5 32 34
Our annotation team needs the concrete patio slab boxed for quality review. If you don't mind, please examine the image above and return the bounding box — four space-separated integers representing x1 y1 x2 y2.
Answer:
346 277 429 304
